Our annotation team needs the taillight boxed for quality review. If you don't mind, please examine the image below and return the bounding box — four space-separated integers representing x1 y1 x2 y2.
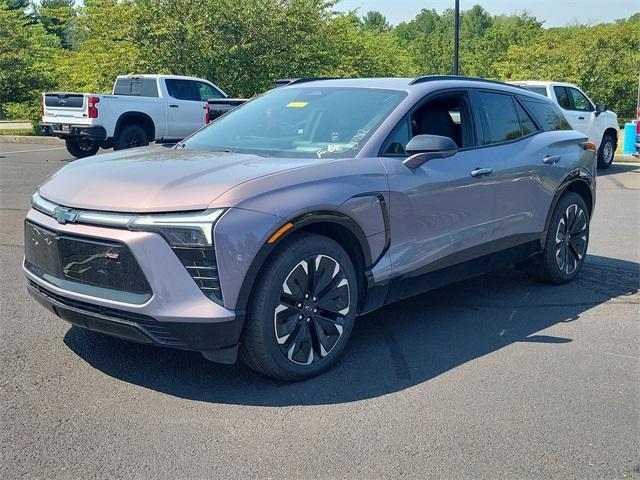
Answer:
41 95 44 117
582 141 597 151
204 102 210 124
88 96 100 118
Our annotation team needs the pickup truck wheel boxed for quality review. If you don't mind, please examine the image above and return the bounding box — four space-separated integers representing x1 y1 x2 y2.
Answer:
239 233 358 381
597 133 616 169
113 125 149 150
65 139 99 158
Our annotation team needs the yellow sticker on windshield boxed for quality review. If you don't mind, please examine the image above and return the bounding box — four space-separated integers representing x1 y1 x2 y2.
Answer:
286 102 308 108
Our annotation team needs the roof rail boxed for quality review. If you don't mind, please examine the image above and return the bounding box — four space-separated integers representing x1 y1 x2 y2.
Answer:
409 75 516 88
273 77 340 88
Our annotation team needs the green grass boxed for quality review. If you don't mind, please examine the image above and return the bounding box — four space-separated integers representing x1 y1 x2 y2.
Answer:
0 128 35 136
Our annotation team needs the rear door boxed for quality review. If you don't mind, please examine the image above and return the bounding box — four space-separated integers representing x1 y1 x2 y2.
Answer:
479 91 577 242
164 79 223 139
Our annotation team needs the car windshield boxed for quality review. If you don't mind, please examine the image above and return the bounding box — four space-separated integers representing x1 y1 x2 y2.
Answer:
183 87 406 158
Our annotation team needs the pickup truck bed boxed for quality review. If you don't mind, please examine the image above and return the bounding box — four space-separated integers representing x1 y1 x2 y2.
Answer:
42 75 226 158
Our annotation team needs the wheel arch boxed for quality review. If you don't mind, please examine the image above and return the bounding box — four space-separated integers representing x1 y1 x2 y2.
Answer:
602 127 618 146
542 174 594 248
114 111 155 141
235 211 372 314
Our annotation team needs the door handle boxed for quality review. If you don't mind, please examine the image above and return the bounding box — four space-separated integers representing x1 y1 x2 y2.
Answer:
169 104 179 108
542 155 561 164
578 116 585 120
470 168 493 177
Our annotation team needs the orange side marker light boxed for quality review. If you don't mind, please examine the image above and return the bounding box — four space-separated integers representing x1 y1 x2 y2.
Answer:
267 222 294 244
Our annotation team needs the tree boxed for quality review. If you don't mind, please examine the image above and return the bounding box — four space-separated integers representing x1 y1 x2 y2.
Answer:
496 17 640 121
360 10 389 32
32 0 75 48
0 3 58 117
0 0 28 10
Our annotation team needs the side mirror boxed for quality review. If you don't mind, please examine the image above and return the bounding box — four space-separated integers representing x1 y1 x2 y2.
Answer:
403 134 458 169
595 103 607 116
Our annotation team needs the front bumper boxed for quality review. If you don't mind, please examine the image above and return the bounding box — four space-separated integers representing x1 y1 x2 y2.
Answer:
23 208 245 363
41 123 107 141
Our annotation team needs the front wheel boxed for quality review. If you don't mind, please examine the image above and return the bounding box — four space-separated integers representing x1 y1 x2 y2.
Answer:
597 133 616 169
535 192 590 284
65 138 99 158
240 233 358 381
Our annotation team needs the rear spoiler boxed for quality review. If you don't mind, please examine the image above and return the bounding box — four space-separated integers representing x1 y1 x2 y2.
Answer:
206 98 248 122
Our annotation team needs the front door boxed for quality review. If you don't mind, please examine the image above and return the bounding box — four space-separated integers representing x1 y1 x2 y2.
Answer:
380 91 495 297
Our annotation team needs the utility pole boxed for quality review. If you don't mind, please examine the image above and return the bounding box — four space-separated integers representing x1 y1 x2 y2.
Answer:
453 0 460 75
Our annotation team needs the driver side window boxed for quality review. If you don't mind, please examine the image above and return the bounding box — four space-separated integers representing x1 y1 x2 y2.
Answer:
380 92 473 156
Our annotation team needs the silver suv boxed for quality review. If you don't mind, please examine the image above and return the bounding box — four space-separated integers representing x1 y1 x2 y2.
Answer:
24 76 596 380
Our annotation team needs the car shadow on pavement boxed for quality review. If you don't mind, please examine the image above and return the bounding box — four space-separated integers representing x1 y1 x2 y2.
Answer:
599 163 639 176
64 254 639 406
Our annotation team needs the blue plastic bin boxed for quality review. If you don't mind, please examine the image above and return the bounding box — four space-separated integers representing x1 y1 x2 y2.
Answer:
622 123 636 154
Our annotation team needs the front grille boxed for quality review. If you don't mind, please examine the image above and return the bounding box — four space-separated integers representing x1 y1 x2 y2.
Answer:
24 221 152 303
28 280 187 348
172 246 223 303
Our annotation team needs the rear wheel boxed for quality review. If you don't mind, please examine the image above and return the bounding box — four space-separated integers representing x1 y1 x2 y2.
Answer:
597 133 616 169
113 125 149 150
240 233 358 381
536 192 589 284
65 138 99 158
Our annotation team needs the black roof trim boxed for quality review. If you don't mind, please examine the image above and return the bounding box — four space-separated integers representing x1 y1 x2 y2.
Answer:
410 75 526 90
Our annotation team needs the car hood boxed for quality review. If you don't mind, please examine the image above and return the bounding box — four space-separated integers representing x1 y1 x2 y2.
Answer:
38 146 331 212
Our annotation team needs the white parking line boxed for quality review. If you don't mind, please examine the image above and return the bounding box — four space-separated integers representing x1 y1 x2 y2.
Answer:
0 147 66 155
603 352 640 361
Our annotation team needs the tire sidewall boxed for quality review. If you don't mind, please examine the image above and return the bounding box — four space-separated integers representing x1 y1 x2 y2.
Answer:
65 139 98 158
597 134 615 168
114 125 149 150
543 192 590 283
244 234 358 380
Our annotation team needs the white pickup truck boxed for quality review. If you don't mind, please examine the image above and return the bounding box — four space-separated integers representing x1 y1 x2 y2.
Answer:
508 81 619 168
41 74 227 158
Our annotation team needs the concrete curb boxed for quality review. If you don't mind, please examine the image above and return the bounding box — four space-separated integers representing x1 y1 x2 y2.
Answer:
0 135 63 145
615 155 639 164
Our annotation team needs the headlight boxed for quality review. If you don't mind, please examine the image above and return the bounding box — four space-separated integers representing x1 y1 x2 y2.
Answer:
128 209 224 247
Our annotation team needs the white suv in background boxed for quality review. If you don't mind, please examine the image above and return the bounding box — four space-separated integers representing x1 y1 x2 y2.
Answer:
509 81 619 168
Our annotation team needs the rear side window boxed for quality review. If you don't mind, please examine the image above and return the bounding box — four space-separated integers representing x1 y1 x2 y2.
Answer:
113 79 158 97
521 97 572 131
165 79 196 100
475 91 524 144
553 86 571 109
514 101 538 136
523 86 548 97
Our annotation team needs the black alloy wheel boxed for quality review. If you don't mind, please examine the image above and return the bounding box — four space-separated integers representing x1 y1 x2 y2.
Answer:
274 254 350 365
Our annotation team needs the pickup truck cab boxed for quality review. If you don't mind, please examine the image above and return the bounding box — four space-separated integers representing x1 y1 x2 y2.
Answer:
41 74 226 158
508 81 619 168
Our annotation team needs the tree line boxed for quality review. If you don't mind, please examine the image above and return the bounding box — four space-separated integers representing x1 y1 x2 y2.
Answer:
1 0 638 127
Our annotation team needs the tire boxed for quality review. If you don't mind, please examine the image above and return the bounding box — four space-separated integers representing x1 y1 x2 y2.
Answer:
239 233 358 381
535 192 590 284
113 124 149 151
65 138 99 158
597 133 616 169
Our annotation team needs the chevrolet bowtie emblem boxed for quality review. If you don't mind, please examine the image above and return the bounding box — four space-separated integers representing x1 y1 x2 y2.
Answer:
53 207 79 225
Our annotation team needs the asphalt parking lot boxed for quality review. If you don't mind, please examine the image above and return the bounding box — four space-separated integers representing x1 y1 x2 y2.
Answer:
1 142 638 479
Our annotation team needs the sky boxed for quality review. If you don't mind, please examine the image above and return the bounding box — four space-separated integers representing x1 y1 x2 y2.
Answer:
335 0 640 27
